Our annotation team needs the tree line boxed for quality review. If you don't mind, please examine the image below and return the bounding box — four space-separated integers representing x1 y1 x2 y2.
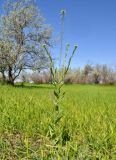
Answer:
11 64 115 85
64 64 116 84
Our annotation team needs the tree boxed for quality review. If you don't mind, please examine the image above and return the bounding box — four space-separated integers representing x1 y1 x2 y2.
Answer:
0 0 52 85
100 64 109 84
92 64 101 84
82 64 93 83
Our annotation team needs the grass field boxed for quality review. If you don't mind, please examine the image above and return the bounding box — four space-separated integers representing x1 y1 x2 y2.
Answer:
0 84 116 159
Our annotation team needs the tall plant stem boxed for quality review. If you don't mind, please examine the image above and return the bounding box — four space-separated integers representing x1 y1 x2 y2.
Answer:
59 10 65 69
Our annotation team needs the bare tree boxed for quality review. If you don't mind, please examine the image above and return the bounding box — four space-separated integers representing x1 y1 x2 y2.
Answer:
82 64 93 83
92 64 101 84
100 64 109 84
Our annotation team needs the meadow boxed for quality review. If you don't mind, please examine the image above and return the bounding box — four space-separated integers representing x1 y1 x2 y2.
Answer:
0 84 116 159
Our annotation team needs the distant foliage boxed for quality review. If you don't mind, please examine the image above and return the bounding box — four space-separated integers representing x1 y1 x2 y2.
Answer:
64 64 116 85
31 71 52 84
29 64 116 85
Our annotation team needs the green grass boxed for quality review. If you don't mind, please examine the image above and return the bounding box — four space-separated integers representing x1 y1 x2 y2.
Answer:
0 84 116 159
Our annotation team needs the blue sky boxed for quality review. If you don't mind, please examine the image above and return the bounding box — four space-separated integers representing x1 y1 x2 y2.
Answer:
37 0 116 68
0 0 116 68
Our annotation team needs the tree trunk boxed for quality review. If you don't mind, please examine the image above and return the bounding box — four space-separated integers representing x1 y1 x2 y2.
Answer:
1 70 6 82
8 66 14 85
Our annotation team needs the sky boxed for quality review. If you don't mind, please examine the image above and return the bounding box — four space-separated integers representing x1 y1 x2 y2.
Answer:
0 0 116 68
